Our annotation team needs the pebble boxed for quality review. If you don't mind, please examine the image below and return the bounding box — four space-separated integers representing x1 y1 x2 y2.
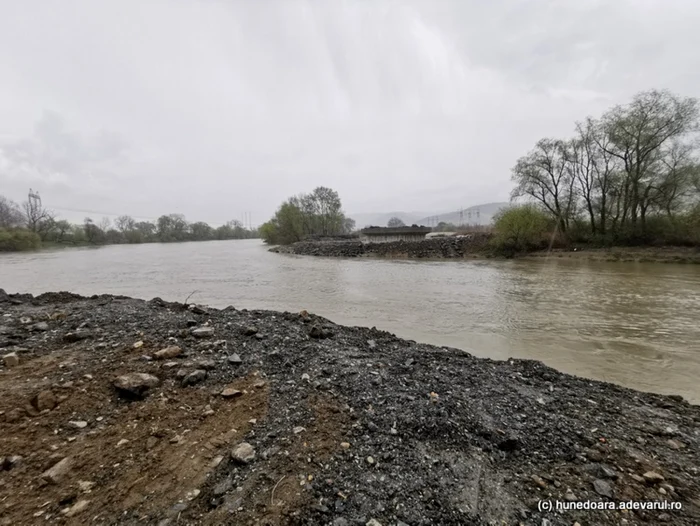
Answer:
564 489 577 502
301 373 310 382
133 341 144 349
117 439 129 447
154 346 183 359
3 352 20 367
658 487 667 495
203 405 215 416
69 421 88 429
221 387 243 398
78 481 95 492
340 442 351 450
366 520 382 526
293 426 305 434
531 475 547 489
660 483 674 493
366 456 375 465
162 361 179 369
228 353 242 365
33 321 49 331
667 439 685 450
231 442 256 464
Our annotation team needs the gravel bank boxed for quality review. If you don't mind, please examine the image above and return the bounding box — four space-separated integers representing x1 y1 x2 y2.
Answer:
1 289 699 525
269 236 493 259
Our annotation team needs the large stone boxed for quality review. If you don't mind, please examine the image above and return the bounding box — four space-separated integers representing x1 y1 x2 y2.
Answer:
113 373 160 398
41 457 73 484
231 442 255 464
192 327 215 338
33 390 57 411
154 346 183 360
32 322 49 332
3 352 19 368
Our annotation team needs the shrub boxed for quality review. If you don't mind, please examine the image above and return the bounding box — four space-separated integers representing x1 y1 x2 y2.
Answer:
0 229 42 251
491 205 553 256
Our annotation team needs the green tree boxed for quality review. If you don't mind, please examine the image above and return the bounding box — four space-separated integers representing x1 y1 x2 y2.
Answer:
190 221 214 241
0 196 24 228
387 217 405 228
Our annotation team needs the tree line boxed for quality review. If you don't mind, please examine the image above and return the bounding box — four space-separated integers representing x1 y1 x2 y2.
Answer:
0 193 258 252
509 89 700 247
260 186 355 245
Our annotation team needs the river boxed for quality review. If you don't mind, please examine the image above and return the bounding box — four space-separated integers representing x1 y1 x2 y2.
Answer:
2 239 699 403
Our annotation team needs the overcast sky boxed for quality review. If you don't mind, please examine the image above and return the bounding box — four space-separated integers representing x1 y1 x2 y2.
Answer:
1 0 699 226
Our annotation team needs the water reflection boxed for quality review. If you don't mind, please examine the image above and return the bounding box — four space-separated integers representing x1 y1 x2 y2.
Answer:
1 240 699 403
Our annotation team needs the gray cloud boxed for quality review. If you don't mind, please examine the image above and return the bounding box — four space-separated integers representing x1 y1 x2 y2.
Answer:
1 0 699 225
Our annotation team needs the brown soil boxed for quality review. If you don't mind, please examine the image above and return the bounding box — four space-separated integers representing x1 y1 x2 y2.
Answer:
2 291 700 525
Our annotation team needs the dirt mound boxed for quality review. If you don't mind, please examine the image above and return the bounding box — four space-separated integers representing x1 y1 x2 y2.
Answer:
1 292 699 525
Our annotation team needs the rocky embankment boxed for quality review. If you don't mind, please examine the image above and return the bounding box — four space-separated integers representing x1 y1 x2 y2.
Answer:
269 235 493 259
1 289 699 525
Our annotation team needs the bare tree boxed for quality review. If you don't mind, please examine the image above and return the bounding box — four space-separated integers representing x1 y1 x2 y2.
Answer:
115 215 136 233
22 190 55 239
511 138 575 232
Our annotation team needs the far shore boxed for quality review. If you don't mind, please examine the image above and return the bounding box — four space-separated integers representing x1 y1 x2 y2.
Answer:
268 238 700 264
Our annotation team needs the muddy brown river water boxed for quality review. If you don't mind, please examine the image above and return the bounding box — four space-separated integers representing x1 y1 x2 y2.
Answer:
2 239 699 403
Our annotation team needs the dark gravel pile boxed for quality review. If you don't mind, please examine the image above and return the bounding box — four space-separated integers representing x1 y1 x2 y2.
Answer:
269 235 494 259
1 290 699 525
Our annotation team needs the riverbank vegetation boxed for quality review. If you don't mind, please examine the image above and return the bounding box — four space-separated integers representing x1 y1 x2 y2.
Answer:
259 186 355 245
494 89 700 255
0 194 258 252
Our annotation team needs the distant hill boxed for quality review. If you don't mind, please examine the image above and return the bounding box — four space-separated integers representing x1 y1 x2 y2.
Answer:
349 203 510 229
415 202 509 227
348 211 430 229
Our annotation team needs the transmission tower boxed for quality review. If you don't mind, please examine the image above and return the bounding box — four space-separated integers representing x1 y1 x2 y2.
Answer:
28 188 42 208
459 208 464 226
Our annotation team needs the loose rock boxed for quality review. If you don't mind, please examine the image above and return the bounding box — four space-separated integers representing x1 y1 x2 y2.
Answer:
63 499 90 517
3 352 20 368
593 479 614 498
33 390 57 411
192 327 215 338
221 387 243 398
182 369 207 386
231 442 255 464
41 457 73 484
113 373 160 398
643 471 665 484
154 346 183 359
